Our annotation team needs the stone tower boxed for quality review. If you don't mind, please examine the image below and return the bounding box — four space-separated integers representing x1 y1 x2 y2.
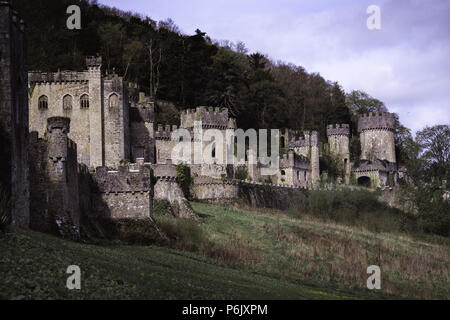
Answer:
358 112 396 163
87 56 104 168
309 131 320 185
46 117 80 233
0 1 30 227
130 92 156 163
327 124 351 183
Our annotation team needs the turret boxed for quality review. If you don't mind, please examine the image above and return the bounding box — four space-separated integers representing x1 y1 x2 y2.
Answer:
358 112 396 163
327 124 351 183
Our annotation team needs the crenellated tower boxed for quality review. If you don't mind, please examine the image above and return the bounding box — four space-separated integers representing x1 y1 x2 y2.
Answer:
86 56 104 168
358 112 396 163
327 124 351 183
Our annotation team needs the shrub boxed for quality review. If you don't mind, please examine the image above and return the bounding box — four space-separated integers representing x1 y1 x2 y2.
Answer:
234 166 248 181
175 163 192 200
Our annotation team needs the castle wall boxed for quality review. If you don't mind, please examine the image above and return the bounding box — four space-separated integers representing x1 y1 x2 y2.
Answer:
327 124 351 183
191 176 239 200
29 117 80 237
0 2 29 227
87 58 104 168
358 112 396 164
103 76 129 167
28 80 91 166
91 165 153 219
360 129 396 163
130 94 155 163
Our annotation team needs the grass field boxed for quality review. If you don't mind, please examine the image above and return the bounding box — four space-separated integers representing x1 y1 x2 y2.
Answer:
0 202 449 299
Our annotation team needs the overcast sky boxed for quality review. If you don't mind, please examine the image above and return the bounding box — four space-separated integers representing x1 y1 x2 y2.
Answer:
99 0 449 133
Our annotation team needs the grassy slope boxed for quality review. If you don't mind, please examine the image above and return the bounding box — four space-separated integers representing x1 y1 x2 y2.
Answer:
1 202 448 299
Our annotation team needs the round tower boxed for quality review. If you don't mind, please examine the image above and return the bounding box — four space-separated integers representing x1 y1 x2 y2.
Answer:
358 112 396 163
327 124 350 183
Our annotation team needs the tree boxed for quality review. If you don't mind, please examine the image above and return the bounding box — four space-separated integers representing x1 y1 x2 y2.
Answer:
416 125 450 182
345 90 387 116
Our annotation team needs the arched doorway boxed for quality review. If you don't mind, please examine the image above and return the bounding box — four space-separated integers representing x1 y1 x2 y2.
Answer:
357 176 371 187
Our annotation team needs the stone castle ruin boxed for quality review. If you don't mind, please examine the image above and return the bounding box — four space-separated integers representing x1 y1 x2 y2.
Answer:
1 3 400 236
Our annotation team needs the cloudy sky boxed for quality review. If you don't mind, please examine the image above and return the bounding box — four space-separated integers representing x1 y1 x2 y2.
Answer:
99 0 449 133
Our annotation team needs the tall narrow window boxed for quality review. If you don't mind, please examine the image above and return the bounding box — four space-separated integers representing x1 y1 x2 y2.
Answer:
109 93 119 108
38 95 48 110
63 95 72 111
80 94 89 108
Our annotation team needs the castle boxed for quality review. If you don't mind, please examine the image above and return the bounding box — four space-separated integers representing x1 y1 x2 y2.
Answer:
1 2 399 237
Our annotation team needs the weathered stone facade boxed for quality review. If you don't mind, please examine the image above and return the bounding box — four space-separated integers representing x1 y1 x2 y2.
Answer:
0 1 29 227
29 117 81 238
29 58 131 169
327 124 351 183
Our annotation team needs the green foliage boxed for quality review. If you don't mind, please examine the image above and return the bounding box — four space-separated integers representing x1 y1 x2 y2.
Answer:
305 189 415 233
399 185 450 237
350 173 358 186
175 163 192 200
234 166 248 181
11 0 357 137
319 143 343 181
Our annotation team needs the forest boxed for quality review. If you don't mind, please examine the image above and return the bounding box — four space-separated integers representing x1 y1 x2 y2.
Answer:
9 0 448 182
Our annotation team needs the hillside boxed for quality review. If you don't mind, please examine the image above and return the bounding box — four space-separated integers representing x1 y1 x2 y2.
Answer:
1 202 449 299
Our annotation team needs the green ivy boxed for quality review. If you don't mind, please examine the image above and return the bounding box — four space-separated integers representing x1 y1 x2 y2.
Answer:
175 163 192 200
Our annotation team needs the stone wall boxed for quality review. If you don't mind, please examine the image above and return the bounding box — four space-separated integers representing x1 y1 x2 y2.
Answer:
0 2 30 227
327 124 351 183
29 117 80 238
91 165 153 220
28 78 91 166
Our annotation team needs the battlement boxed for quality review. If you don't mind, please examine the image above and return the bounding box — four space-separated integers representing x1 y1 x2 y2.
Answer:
289 130 319 148
86 56 102 69
327 124 350 136
92 165 152 194
28 71 88 84
180 106 234 129
47 117 70 134
358 112 396 132
151 161 177 179
155 124 179 140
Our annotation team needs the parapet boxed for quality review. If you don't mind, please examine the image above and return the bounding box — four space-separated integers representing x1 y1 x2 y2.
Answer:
358 112 395 132
92 165 152 194
180 106 232 129
289 130 319 148
86 56 102 69
28 71 88 84
151 161 177 179
47 117 70 134
155 124 179 140
327 124 350 136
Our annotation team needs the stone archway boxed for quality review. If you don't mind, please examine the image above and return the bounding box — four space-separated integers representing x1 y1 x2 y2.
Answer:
357 176 371 187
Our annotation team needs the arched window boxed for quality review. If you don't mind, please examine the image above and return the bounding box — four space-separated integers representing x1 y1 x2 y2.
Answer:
38 95 48 110
109 93 119 108
281 170 286 176
63 95 72 111
80 94 89 108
